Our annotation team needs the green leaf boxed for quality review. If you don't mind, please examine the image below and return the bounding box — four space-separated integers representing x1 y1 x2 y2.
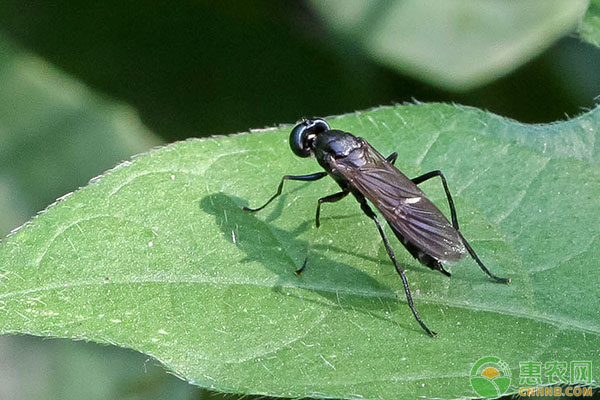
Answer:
1 335 200 400
308 0 590 90
579 0 600 47
0 34 161 235
0 33 205 400
1 104 599 399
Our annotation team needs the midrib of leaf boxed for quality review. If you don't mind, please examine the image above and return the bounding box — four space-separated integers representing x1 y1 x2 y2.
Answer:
2 277 596 334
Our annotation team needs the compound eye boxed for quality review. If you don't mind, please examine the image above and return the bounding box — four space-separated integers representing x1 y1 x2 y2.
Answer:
289 119 330 158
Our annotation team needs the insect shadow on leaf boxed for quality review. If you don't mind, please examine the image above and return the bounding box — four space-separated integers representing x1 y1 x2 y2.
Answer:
200 193 421 330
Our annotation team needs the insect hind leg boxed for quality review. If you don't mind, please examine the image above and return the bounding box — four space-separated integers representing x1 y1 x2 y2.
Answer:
386 152 398 164
419 254 452 277
411 170 458 229
358 197 437 337
412 170 510 284
412 250 451 277
389 225 451 277
458 232 511 283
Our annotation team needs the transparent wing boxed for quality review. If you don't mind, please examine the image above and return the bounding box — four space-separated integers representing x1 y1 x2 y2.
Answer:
333 141 466 263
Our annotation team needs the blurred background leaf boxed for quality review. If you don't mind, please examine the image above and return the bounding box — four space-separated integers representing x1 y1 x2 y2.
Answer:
0 0 599 399
308 0 589 90
579 0 600 47
0 336 202 400
0 0 599 139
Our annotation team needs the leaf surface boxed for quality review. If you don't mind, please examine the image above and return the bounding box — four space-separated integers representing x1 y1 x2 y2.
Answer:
1 104 599 399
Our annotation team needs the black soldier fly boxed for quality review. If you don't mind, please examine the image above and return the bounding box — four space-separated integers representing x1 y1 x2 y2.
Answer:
243 118 510 336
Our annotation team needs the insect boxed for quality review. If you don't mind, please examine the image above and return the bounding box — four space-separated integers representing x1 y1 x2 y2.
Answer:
243 118 510 336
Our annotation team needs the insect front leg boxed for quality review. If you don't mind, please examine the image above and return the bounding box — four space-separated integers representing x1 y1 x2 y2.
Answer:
315 190 349 228
243 172 327 212
357 197 437 337
411 170 510 284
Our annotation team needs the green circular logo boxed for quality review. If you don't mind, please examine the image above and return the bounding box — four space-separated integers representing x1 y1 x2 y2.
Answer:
470 356 512 398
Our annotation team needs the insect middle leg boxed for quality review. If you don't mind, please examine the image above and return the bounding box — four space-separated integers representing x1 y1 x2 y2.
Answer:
411 170 510 284
243 172 327 212
358 196 437 337
294 190 349 276
315 190 349 228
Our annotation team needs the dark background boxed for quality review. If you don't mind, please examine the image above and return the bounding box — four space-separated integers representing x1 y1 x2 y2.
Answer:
1 1 599 141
